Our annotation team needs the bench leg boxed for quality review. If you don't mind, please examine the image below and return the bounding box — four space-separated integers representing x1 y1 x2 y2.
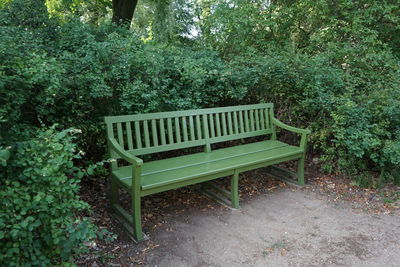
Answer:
230 171 240 209
297 155 305 186
131 166 144 242
198 173 241 209
265 156 307 186
110 176 120 207
131 193 144 241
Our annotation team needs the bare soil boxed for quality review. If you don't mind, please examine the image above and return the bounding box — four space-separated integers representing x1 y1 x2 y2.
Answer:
78 166 400 267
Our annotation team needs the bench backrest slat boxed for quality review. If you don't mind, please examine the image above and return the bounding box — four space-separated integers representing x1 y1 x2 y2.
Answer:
105 103 274 156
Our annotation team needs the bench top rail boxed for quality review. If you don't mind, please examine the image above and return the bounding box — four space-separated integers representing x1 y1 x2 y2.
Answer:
105 104 274 156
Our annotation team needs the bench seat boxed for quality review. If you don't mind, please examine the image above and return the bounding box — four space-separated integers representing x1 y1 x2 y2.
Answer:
113 140 303 194
105 104 310 241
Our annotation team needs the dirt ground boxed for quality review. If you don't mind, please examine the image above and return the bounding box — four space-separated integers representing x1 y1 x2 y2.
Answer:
142 189 400 267
78 166 400 267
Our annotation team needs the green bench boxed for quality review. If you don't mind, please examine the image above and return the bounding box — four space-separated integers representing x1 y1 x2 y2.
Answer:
104 104 310 241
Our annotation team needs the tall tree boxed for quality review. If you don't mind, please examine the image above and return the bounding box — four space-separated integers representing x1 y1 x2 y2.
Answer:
112 0 139 26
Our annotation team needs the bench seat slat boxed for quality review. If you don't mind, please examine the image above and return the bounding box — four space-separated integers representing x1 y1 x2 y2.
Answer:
112 140 303 191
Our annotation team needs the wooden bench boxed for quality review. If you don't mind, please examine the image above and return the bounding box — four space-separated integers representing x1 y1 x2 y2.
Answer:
104 104 310 241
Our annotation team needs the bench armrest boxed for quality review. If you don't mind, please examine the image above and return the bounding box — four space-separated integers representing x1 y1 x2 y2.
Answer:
271 117 310 150
107 137 144 166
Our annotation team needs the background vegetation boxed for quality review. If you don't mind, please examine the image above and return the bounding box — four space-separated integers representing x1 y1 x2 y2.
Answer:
1 0 399 265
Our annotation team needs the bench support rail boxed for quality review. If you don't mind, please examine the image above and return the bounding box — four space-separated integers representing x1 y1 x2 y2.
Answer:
264 155 306 186
199 171 240 209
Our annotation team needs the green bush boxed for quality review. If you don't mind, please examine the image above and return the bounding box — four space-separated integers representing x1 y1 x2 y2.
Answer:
0 126 96 266
1 0 399 189
0 14 247 160
228 47 400 184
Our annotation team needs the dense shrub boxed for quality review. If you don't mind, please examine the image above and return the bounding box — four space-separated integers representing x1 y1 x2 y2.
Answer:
234 49 400 182
0 127 96 266
2 0 398 264
0 17 247 160
1 4 399 183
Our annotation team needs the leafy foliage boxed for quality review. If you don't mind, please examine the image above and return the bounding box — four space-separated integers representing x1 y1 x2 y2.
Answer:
1 0 399 182
0 127 96 266
195 0 400 182
1 1 399 265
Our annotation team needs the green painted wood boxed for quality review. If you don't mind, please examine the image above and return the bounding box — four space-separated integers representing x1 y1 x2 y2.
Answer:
265 108 270 129
130 140 206 156
151 120 158 146
115 144 303 191
182 117 188 142
189 116 195 141
227 112 233 135
143 120 150 147
215 112 221 137
134 121 142 149
222 113 227 136
126 122 134 150
117 122 124 149
203 181 231 198
125 140 288 176
208 129 273 144
141 170 234 196
244 110 250 132
131 165 143 241
209 113 215 138
167 118 173 144
297 156 306 185
250 110 255 132
231 170 239 209
255 109 260 131
104 103 310 242
108 137 143 165
159 119 166 145
175 117 181 143
202 114 211 152
233 111 239 134
199 181 236 208
196 115 202 140
104 103 273 124
239 110 244 133
260 109 265 129
269 108 276 140
265 165 303 186
235 154 302 174
106 123 118 170
110 169 120 209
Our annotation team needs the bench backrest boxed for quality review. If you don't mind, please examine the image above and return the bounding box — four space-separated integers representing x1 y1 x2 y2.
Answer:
104 103 275 156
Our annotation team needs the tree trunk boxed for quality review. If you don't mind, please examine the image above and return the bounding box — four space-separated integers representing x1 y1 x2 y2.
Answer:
112 0 139 27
